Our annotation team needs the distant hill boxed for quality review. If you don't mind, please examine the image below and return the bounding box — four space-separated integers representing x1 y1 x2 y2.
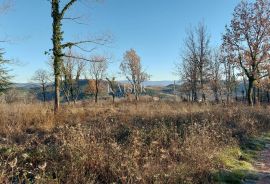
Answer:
14 80 177 89
142 81 177 87
13 83 40 89
10 79 252 103
119 80 178 87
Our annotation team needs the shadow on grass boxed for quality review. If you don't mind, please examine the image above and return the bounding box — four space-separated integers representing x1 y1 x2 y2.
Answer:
213 133 270 184
214 169 260 183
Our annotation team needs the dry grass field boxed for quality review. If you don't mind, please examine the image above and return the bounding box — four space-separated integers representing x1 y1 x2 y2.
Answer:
0 101 269 183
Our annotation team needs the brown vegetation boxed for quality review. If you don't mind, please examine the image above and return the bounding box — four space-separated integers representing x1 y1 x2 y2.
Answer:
0 101 269 183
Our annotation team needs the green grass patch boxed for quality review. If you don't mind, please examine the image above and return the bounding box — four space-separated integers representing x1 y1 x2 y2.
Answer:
213 133 270 183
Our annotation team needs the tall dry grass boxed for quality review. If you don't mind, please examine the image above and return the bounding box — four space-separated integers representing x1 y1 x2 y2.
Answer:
0 101 269 183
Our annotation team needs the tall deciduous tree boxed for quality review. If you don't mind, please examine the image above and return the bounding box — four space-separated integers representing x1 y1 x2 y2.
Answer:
177 23 211 102
120 49 150 101
178 29 198 101
223 0 270 106
50 0 109 112
196 23 211 101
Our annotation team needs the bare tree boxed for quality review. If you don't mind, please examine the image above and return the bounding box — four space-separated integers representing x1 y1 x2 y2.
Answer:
177 28 196 101
178 30 198 101
196 23 211 101
60 50 86 104
32 69 51 102
88 56 108 103
49 0 110 112
209 49 223 103
223 0 270 106
120 49 150 101
177 23 211 102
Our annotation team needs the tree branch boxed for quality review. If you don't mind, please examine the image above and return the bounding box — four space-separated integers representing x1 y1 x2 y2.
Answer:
63 16 88 25
61 38 110 49
60 0 77 18
239 54 250 78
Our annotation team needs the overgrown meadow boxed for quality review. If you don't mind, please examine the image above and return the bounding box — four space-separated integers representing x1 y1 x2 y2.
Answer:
0 101 269 183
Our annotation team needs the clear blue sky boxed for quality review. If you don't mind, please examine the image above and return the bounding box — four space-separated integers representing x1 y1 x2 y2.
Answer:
0 0 240 83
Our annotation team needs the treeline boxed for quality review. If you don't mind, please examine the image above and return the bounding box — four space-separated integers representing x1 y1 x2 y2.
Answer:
0 0 270 112
29 48 149 104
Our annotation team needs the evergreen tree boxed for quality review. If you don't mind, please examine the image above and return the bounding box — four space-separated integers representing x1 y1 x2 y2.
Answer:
0 49 11 94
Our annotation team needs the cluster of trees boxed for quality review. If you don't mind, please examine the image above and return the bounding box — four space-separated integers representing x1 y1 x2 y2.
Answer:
32 48 149 105
178 0 270 106
0 0 270 112
49 0 150 111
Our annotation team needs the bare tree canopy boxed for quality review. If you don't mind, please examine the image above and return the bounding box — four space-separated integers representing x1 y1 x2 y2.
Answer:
32 69 51 102
177 23 211 102
88 55 108 103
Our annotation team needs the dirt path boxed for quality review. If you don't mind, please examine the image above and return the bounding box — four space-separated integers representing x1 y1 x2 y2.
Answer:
244 144 270 184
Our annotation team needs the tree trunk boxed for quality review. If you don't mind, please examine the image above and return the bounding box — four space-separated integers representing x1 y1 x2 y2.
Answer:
241 90 245 101
192 84 197 102
95 93 98 103
247 78 255 106
202 92 206 102
257 88 261 104
54 75 60 111
95 79 98 103
134 84 139 101
253 87 256 105
226 92 230 104
42 84 46 102
235 86 238 101
267 91 270 103
214 90 219 103
52 1 63 113
70 84 75 103
135 91 139 101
